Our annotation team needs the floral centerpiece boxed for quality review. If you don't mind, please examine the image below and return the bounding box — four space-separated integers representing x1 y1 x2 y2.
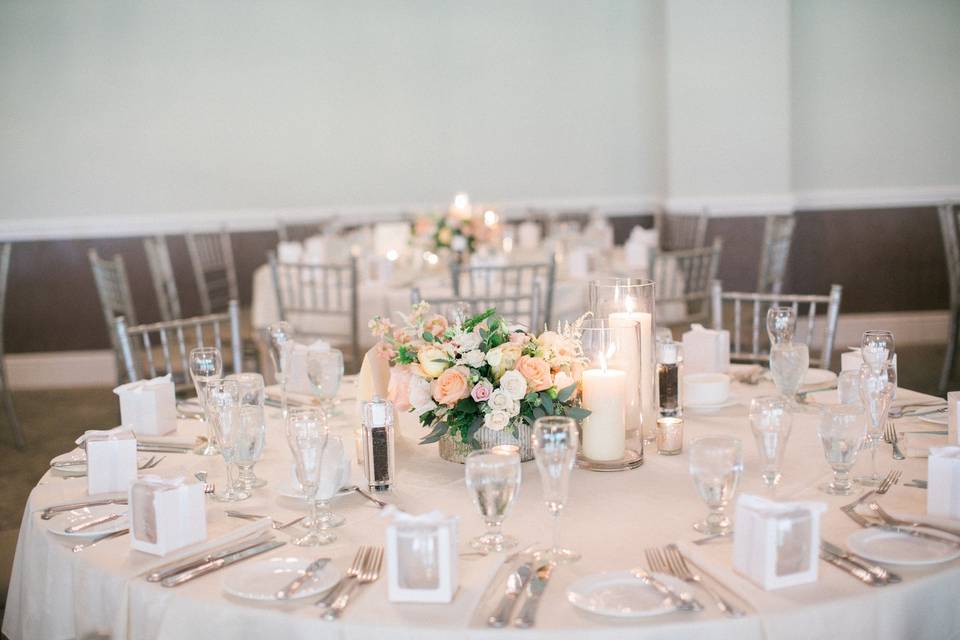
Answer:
412 193 498 258
370 304 590 462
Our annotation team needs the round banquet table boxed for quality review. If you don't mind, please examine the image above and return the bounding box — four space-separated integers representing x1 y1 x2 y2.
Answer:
4 379 960 640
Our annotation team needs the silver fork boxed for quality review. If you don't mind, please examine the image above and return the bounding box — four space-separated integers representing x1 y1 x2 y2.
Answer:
867 501 960 539
644 548 703 611
661 545 746 617
323 546 383 620
316 546 369 608
883 422 905 460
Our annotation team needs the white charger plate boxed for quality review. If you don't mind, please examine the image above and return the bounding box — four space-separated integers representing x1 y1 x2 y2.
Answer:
847 528 960 566
222 556 340 601
920 412 949 426
46 504 129 538
566 571 689 618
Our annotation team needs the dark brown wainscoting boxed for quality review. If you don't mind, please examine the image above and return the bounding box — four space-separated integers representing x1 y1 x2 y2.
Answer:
3 206 949 354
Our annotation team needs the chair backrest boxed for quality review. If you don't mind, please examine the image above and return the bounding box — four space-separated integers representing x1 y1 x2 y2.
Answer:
89 249 137 360
143 235 182 322
411 283 542 332
0 243 10 354
938 203 960 308
710 280 843 369
268 252 360 366
185 229 239 315
651 238 723 326
655 208 709 251
276 218 331 243
450 255 556 330
114 300 242 384
757 214 796 294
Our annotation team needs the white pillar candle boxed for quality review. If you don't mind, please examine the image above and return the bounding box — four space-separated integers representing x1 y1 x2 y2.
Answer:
581 368 627 460
608 311 654 440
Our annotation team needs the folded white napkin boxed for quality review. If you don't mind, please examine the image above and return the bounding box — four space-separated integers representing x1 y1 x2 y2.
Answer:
138 518 272 576
75 425 133 447
903 432 947 457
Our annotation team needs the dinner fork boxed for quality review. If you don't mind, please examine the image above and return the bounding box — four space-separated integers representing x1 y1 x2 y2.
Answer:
866 501 960 539
315 546 369 608
323 546 383 621
659 544 746 617
882 422 905 460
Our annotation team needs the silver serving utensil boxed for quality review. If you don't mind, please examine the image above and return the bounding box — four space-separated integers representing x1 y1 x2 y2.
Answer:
883 422 906 460
513 563 555 628
888 401 947 419
487 563 533 627
72 528 129 552
351 486 389 508
316 546 369 608
867 501 960 539
64 512 123 534
842 504 960 546
145 534 274 582
41 497 127 520
323 546 384 620
161 540 285 587
821 540 899 584
819 550 878 585
276 557 331 599
631 568 702 612
661 545 747 617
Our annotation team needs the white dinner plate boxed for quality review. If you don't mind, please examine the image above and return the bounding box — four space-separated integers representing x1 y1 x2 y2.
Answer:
276 482 353 502
222 556 340 601
49 452 152 477
920 412 949 426
683 396 740 412
802 368 838 387
846 528 960 566
566 571 689 618
46 504 130 538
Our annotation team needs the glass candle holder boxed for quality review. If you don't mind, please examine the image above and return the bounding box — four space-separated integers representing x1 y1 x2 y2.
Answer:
588 279 657 445
656 417 683 455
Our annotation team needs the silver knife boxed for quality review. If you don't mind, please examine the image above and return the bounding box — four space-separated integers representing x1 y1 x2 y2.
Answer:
513 563 554 628
473 544 538 623
146 534 275 582
872 523 960 546
632 568 703 611
161 540 285 587
819 551 878 585
276 557 331 599
487 563 533 627
41 498 127 520
821 540 900 584
64 512 123 534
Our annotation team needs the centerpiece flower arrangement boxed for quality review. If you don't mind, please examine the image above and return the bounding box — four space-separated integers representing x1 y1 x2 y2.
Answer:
411 193 498 258
369 303 590 462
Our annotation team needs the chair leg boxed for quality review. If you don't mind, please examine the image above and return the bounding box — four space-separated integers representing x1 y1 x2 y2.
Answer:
2 386 25 449
939 308 960 394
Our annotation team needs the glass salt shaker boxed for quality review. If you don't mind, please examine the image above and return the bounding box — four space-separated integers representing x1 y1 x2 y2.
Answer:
657 339 682 418
361 395 396 492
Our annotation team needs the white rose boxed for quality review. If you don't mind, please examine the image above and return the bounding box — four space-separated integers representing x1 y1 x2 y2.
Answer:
451 235 468 252
487 389 513 413
412 400 437 417
417 346 450 379
455 331 482 353
486 348 503 369
508 399 521 417
484 410 510 432
499 370 528 400
408 375 433 408
461 349 486 368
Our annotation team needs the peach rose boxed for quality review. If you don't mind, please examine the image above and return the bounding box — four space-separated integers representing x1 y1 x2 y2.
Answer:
388 366 413 411
516 355 553 392
424 314 449 339
432 366 471 406
508 332 531 347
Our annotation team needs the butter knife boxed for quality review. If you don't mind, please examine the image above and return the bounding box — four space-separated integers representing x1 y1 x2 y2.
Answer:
513 563 554 628
819 551 878 585
64 512 123 534
146 534 274 582
276 557 331 599
42 498 127 520
161 540 285 587
487 563 533 627
821 540 900 584
632 568 703 611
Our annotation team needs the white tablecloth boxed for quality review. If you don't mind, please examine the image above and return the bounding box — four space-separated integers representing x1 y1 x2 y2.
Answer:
5 382 959 640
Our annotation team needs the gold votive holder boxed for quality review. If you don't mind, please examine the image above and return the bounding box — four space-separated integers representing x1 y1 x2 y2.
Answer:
656 417 683 455
491 444 520 456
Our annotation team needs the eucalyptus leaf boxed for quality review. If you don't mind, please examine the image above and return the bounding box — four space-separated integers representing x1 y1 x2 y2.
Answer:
419 421 449 445
541 393 554 414
421 331 435 343
565 407 591 421
556 384 576 403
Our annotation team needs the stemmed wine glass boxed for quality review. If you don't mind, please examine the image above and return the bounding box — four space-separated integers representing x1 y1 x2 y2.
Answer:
286 410 344 546
189 347 222 456
226 372 267 488
769 342 809 401
861 330 895 373
749 396 792 492
856 361 896 486
532 416 580 564
464 450 522 552
306 349 344 417
205 379 250 502
818 404 867 495
267 321 295 419
766 306 796 345
689 437 743 535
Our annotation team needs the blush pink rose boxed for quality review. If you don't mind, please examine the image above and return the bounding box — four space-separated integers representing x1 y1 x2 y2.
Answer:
432 365 471 406
471 378 493 402
508 332 532 347
516 355 553 392
387 366 413 411
424 314 449 339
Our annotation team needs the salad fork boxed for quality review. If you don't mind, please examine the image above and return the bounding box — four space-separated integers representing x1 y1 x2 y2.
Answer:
323 546 383 620
316 546 369 608
866 501 960 539
661 544 745 617
882 422 905 460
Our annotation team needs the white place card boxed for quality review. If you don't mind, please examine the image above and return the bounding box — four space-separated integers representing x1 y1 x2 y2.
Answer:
682 324 730 375
928 446 960 520
129 471 207 556
285 339 331 395
84 428 138 495
114 375 177 436
385 509 458 603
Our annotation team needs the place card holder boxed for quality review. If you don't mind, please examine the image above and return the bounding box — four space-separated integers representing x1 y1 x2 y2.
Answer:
113 375 177 436
732 495 826 590
928 446 960 519
681 324 730 375
86 430 138 495
129 471 207 556
385 510 458 603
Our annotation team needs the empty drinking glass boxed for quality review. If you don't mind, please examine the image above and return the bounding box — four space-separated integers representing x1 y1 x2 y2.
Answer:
818 404 867 495
267 321 295 418
532 416 580 564
307 349 344 415
226 372 267 488
770 342 809 400
861 330 895 373
857 361 896 486
766 307 796 345
205 379 250 502
189 347 222 456
464 450 522 552
689 437 743 535
837 370 861 405
286 411 343 546
234 405 266 493
749 396 792 491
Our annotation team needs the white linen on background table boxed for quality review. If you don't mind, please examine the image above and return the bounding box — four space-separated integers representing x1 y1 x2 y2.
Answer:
4 383 959 640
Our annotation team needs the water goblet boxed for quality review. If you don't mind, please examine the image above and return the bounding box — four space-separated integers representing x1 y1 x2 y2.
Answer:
313 435 346 531
766 306 796 345
837 370 861 405
286 411 341 546
234 405 266 493
769 342 809 401
531 416 580 564
817 404 867 495
205 379 250 502
464 450 522 552
189 347 222 456
856 361 896 487
860 330 895 373
226 372 267 488
306 349 344 416
689 436 743 535
267 321 295 418
749 396 792 491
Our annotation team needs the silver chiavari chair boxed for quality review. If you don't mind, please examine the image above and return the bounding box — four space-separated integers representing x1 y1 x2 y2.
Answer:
143 235 182 322
411 283 542 332
114 300 242 385
185 228 239 315
268 252 360 367
655 208 709 251
757 214 796 294
710 281 843 369
450 255 556 330
937 202 960 393
0 243 25 448
276 218 332 243
651 238 723 327
88 248 138 380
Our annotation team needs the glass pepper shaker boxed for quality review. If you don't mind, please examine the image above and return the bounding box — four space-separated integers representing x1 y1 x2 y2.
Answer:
361 395 395 492
657 340 682 418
